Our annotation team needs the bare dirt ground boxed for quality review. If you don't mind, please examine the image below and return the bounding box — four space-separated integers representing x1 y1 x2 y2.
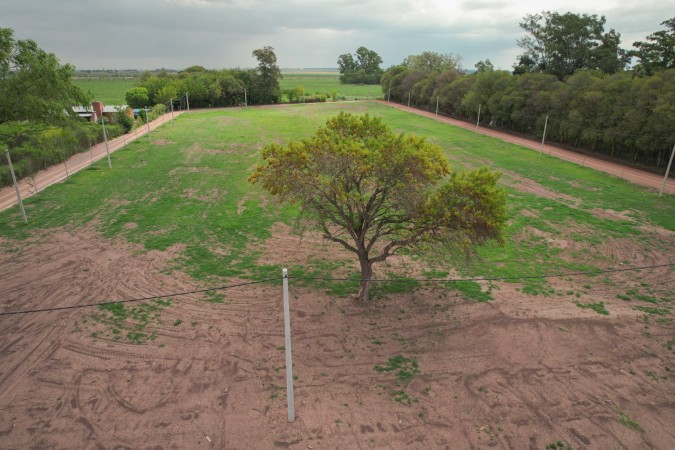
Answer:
377 101 675 195
0 219 673 449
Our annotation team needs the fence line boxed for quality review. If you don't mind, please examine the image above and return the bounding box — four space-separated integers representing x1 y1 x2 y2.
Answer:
0 111 184 215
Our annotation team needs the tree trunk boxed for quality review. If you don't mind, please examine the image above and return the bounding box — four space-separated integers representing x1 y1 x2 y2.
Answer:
357 257 373 303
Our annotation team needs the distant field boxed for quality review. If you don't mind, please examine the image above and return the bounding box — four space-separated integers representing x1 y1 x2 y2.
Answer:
280 73 383 98
75 79 136 105
75 74 382 104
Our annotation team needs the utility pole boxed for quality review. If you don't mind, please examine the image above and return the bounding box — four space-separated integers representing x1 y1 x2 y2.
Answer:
282 268 295 422
145 107 152 143
101 119 112 168
540 115 549 157
407 91 411 108
435 96 439 115
387 88 390 103
244 88 247 107
475 104 481 132
659 143 675 197
4 149 27 224
186 92 190 114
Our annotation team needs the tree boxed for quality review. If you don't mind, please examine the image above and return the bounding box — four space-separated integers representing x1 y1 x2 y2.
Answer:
474 59 494 73
513 11 628 79
251 46 282 104
403 51 462 72
337 47 383 84
630 17 675 75
0 27 90 123
250 113 507 302
125 87 150 108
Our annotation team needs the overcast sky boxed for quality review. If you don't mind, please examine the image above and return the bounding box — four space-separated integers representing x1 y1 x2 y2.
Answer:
1 0 672 71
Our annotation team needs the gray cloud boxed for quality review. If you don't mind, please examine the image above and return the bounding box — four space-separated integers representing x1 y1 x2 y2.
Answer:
0 0 670 70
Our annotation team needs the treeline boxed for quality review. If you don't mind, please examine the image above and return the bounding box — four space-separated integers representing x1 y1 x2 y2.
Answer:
129 47 283 108
381 68 675 170
0 120 127 188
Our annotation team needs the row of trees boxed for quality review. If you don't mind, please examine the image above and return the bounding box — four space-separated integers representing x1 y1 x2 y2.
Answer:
126 47 282 109
0 28 131 188
337 47 384 84
382 66 674 169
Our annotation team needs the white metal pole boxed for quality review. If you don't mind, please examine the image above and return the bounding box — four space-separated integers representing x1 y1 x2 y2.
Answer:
435 96 439 115
4 150 27 224
387 89 390 103
659 143 675 197
186 92 190 114
282 268 295 422
146 107 152 143
244 88 247 107
475 104 481 132
407 91 411 108
102 119 112 168
540 115 549 157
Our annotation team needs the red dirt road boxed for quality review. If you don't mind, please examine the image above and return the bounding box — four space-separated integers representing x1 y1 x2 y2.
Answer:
378 100 674 194
0 111 184 213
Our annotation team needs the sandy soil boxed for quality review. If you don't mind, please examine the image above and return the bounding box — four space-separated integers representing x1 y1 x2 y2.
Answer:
0 218 673 449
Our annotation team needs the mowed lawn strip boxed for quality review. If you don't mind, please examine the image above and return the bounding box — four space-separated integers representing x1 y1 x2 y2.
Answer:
0 102 672 296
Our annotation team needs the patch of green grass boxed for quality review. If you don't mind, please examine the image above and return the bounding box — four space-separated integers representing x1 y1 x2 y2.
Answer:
574 301 609 315
1 102 673 305
546 441 573 450
279 72 382 99
450 280 492 302
391 389 418 406
617 408 642 432
93 299 172 344
374 355 419 384
633 306 670 316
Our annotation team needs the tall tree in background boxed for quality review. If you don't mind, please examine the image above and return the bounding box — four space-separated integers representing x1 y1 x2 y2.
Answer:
250 113 507 302
0 27 90 123
337 46 383 84
250 46 282 104
403 51 462 72
630 17 675 76
513 11 628 79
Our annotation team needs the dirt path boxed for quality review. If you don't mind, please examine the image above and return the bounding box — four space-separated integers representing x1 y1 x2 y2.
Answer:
378 100 674 194
0 111 184 213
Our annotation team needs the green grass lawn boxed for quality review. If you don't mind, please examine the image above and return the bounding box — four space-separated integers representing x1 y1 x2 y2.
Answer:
1 102 672 295
279 73 383 98
75 79 136 105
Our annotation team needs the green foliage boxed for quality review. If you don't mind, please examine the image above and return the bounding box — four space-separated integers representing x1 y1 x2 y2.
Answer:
403 51 462 72
250 112 506 301
513 11 628 79
338 46 383 84
0 27 90 123
630 17 675 76
95 299 172 344
381 64 675 170
451 281 493 302
125 87 150 108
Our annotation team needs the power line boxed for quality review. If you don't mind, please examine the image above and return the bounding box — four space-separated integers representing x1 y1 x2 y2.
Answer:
0 278 276 317
0 263 671 318
288 263 674 283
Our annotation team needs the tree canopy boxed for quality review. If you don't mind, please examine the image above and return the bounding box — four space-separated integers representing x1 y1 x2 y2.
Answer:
337 46 383 84
513 11 628 79
630 17 675 76
403 51 462 73
250 113 507 302
0 27 90 124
